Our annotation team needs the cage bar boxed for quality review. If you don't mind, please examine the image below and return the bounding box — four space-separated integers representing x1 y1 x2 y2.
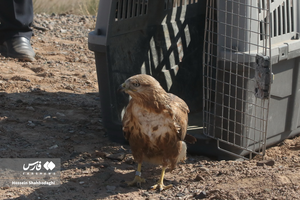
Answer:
203 0 272 158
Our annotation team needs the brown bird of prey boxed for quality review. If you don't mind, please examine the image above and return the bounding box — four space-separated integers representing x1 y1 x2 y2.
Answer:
119 74 196 191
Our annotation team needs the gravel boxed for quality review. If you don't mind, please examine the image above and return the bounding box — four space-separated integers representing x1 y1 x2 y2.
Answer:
0 13 299 200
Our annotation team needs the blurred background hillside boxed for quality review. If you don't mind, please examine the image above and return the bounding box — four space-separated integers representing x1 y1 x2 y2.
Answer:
33 0 100 15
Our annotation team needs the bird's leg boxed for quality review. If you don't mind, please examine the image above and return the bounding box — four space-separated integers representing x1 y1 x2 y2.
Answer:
151 167 173 192
127 162 145 188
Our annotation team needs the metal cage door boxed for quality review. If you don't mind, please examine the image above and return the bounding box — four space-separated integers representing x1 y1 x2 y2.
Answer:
203 0 272 159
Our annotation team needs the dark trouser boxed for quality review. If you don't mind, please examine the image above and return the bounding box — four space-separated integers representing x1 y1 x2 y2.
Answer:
0 0 33 44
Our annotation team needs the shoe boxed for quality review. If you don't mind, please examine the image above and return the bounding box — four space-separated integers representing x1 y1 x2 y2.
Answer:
0 37 35 62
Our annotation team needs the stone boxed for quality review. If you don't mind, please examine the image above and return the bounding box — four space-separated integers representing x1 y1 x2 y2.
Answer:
176 193 185 197
124 155 134 165
106 153 126 161
194 191 207 199
106 185 116 191
27 121 36 128
94 150 108 158
49 144 58 149
26 106 35 111
100 172 112 181
194 174 205 181
142 191 150 197
43 115 51 120
60 29 67 33
256 159 275 166
198 167 210 173
56 112 66 117
17 195 29 200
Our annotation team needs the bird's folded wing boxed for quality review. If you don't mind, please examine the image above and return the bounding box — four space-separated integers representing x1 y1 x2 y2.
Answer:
166 93 189 141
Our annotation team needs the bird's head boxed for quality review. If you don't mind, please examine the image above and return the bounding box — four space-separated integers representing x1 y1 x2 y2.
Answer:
118 74 165 100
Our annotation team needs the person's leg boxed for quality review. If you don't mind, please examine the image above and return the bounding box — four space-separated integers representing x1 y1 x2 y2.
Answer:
0 0 35 61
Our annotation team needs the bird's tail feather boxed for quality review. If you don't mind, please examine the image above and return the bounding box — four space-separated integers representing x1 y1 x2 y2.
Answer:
177 141 187 163
184 134 197 144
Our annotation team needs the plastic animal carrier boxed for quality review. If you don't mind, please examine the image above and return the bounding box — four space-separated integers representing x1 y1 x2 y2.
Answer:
88 0 205 142
88 0 300 159
203 0 300 158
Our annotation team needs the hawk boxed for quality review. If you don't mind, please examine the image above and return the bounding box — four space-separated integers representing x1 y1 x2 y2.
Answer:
119 74 196 191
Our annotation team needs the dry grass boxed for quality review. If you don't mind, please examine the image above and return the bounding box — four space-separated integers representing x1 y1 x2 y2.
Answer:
33 0 100 15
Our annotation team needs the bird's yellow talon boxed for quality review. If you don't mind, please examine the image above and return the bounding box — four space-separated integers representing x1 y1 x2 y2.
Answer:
126 175 146 187
151 183 173 191
127 163 145 187
150 167 172 191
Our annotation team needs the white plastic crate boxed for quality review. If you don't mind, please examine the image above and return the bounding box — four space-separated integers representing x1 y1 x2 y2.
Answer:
269 0 299 45
269 0 300 64
203 0 300 158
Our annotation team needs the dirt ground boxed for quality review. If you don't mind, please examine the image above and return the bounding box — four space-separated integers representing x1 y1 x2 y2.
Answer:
0 13 300 200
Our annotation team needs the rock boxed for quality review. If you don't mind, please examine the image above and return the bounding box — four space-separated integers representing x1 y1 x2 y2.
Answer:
106 185 116 191
90 119 99 124
60 29 67 33
0 116 7 122
47 24 53 30
94 150 108 158
124 155 134 165
146 197 157 200
294 142 300 148
26 106 35 111
216 171 224 176
16 99 23 103
99 172 112 181
27 121 36 128
118 146 127 152
198 167 210 173
125 166 134 170
106 152 126 161
194 191 207 199
142 191 150 197
70 152 80 158
69 187 76 190
79 131 86 135
176 193 185 197
194 174 205 181
43 115 51 120
256 159 275 166
16 195 29 200
49 144 58 149
80 56 89 63
100 164 109 168
1 186 9 190
56 112 66 117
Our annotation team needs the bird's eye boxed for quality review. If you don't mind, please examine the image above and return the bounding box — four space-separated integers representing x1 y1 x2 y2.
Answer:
133 82 140 87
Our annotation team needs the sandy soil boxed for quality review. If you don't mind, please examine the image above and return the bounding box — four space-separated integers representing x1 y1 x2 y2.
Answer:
0 13 300 200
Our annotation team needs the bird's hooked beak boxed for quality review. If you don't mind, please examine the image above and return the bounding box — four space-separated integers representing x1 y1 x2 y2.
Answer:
118 83 126 92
